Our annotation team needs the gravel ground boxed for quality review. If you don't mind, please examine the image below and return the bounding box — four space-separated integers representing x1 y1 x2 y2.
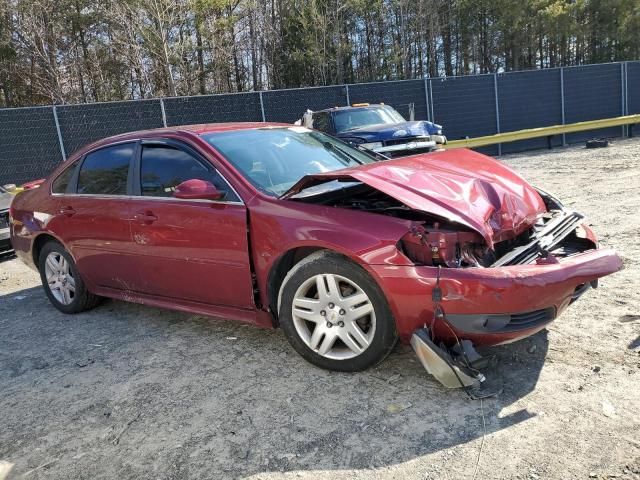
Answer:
1 139 639 480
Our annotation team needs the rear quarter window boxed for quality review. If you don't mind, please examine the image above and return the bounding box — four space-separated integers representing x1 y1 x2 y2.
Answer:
51 161 78 194
77 143 134 195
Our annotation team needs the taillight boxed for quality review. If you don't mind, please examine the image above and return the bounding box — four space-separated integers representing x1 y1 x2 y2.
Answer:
8 197 18 226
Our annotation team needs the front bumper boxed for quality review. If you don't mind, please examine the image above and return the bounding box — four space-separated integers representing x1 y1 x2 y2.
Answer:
370 248 622 345
372 139 437 154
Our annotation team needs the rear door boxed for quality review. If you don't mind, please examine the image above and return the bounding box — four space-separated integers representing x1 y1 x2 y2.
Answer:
126 139 254 308
51 142 138 291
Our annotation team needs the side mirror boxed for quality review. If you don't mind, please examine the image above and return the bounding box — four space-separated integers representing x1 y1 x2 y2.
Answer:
173 179 224 201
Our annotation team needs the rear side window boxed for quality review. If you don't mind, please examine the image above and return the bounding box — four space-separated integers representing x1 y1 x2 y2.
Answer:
140 145 239 201
77 143 134 195
51 161 78 194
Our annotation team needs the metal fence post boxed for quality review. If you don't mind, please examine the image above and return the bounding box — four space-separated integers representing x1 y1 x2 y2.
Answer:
620 62 626 138
345 84 350 106
560 67 566 146
159 98 168 127
625 61 629 137
493 73 501 156
423 78 431 122
52 105 67 161
428 79 435 122
259 91 266 122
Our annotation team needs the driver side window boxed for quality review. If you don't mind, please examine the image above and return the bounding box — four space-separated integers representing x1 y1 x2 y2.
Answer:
140 145 239 202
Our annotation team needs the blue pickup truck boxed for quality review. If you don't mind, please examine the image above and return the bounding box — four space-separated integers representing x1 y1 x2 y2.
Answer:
299 103 446 157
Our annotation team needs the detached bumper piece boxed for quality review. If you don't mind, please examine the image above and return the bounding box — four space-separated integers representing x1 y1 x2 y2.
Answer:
411 329 479 389
411 328 502 398
492 211 584 266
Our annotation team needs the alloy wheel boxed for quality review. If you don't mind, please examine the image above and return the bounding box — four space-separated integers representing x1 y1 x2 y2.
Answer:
291 273 376 360
44 251 76 305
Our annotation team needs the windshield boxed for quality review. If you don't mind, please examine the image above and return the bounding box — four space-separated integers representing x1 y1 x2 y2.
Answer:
333 106 405 133
202 127 375 197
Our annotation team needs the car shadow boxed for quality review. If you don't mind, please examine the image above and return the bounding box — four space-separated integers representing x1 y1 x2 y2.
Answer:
0 286 548 478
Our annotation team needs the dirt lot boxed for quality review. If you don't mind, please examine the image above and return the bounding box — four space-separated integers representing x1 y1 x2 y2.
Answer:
1 138 639 480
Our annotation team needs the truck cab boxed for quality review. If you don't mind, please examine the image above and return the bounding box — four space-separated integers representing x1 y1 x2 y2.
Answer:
300 104 446 158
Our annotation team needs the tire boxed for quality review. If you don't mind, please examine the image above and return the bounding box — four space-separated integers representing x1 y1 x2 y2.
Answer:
586 138 609 149
278 250 397 372
38 240 101 314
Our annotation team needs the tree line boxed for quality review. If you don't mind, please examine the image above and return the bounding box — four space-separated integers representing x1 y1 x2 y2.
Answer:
1 0 639 107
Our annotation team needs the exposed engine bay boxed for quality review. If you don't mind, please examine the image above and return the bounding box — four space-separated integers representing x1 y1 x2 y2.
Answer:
292 182 597 268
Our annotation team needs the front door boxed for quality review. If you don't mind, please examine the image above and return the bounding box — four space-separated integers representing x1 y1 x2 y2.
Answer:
127 141 254 309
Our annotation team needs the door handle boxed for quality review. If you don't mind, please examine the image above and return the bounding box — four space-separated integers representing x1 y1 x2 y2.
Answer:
59 206 75 217
134 210 158 225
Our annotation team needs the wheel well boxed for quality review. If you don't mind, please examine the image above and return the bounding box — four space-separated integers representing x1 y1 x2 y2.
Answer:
267 247 325 325
32 234 58 270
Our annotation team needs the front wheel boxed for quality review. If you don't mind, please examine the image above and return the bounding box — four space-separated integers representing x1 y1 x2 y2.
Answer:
278 251 397 372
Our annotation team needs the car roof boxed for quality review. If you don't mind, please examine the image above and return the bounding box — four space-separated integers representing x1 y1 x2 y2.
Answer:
177 122 291 135
117 122 290 137
68 122 291 160
316 104 386 113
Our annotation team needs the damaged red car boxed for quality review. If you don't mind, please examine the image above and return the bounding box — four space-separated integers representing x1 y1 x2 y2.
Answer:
9 123 622 388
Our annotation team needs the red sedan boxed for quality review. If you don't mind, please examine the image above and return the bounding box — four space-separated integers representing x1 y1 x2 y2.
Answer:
9 123 622 378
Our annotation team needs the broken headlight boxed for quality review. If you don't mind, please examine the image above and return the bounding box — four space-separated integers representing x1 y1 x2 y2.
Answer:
535 186 565 211
400 224 486 267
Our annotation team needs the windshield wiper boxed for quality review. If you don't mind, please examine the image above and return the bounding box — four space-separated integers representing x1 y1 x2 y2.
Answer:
321 141 369 165
328 140 387 162
356 145 389 161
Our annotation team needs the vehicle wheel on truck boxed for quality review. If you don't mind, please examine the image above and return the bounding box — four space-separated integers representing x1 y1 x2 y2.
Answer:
38 240 101 314
278 250 397 371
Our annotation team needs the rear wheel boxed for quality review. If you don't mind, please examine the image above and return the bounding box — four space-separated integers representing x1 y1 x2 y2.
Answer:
38 241 101 314
278 251 397 371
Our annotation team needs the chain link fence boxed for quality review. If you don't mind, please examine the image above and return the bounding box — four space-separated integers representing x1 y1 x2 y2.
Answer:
1 61 639 186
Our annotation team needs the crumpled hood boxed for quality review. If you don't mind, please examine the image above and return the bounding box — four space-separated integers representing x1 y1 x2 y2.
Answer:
337 121 441 142
283 148 546 247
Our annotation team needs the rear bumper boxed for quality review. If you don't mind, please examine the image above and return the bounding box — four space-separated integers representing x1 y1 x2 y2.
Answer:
369 248 623 345
0 227 11 251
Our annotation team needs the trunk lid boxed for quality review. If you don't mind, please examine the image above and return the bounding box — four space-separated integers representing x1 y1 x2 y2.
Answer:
282 148 546 247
